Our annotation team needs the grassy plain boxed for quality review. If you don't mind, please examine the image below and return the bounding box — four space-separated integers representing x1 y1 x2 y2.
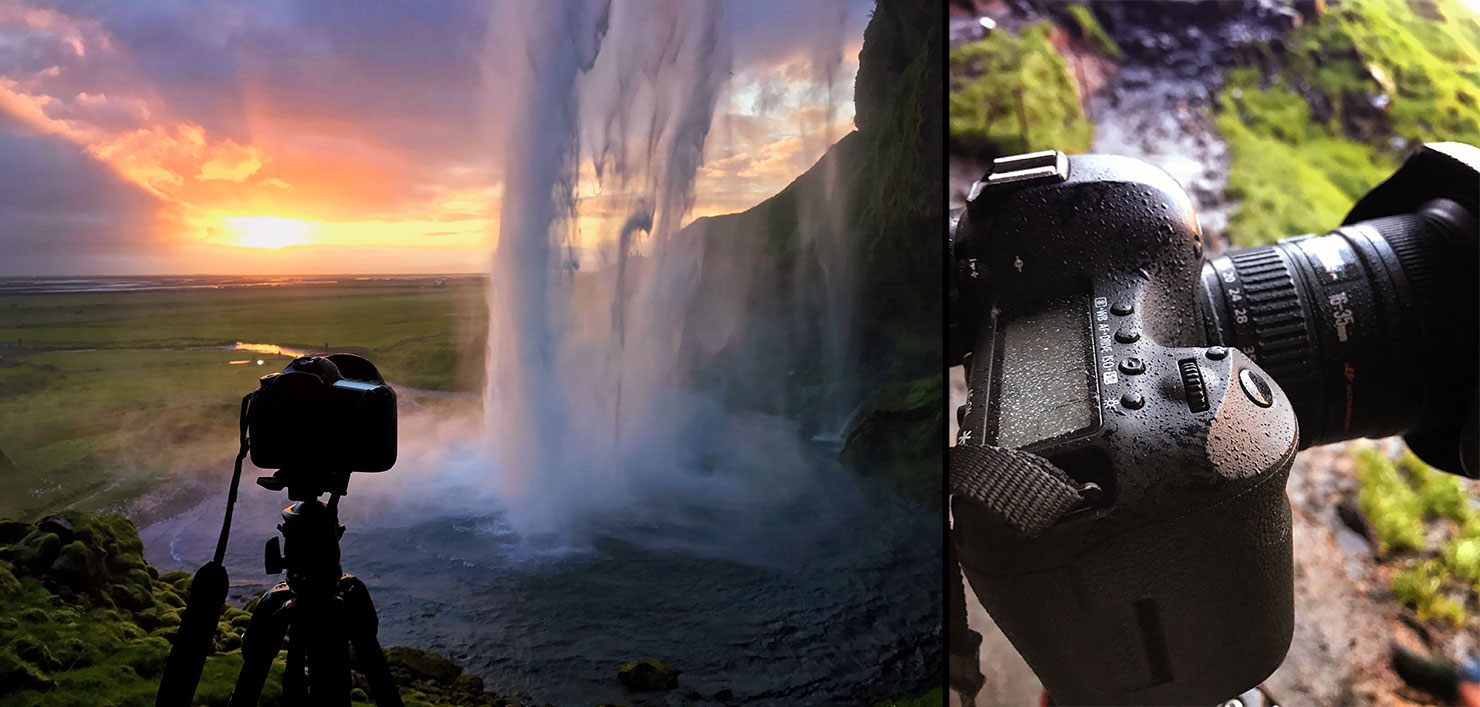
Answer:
0 279 487 520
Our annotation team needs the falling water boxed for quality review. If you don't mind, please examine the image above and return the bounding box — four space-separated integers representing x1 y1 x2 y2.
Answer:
480 0 851 540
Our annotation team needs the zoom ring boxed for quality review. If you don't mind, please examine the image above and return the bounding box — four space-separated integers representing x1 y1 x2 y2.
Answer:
1224 248 1319 412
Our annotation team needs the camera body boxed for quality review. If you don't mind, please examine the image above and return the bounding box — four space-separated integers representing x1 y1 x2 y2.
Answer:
950 152 1300 704
247 353 398 474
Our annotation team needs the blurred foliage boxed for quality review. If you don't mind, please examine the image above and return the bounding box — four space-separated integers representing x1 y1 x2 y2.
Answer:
1066 4 1121 60
949 22 1094 154
1356 444 1480 627
1217 0 1480 245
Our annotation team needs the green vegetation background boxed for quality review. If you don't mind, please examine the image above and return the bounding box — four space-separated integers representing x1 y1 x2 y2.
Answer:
949 0 1480 245
0 280 488 520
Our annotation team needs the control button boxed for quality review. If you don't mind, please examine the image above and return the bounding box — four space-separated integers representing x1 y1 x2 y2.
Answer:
1206 346 1227 360
1120 392 1145 410
1239 369 1274 407
1111 302 1134 316
1114 326 1140 344
1118 357 1145 375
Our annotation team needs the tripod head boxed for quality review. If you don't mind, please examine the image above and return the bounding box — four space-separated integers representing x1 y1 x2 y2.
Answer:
256 467 352 501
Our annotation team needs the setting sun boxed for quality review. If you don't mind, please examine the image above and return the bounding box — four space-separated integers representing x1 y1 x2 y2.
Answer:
221 216 318 249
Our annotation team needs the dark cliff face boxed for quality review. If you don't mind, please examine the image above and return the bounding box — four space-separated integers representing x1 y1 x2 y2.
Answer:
674 0 943 430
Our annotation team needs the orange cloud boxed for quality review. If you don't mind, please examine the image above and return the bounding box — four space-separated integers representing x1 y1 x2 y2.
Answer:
197 140 264 182
0 0 862 275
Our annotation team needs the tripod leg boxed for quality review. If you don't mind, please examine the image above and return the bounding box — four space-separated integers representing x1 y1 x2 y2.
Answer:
230 584 294 707
282 628 307 704
304 594 352 707
339 575 404 707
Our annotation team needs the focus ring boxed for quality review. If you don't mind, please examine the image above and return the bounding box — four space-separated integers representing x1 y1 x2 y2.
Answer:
1366 213 1444 345
1222 248 1320 419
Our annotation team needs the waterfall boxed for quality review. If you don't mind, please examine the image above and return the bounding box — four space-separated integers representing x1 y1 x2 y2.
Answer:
476 0 856 543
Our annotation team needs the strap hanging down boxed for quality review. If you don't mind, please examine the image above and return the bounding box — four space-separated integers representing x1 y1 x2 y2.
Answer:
949 444 1084 536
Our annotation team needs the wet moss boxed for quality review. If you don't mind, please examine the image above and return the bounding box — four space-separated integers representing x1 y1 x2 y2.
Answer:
840 376 943 507
1215 0 1480 245
1356 443 1480 627
949 22 1094 155
1393 559 1468 625
1065 5 1121 59
1355 444 1426 553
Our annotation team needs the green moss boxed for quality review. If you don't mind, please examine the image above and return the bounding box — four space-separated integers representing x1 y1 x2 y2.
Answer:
1356 443 1480 627
949 22 1094 154
1355 444 1426 553
0 647 55 695
876 687 944 707
1393 559 1467 625
1214 0 1480 246
1065 5 1121 59
840 376 943 507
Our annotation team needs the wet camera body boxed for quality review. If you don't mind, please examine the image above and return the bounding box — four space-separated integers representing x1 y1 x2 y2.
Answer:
950 143 1479 705
951 153 1299 705
247 354 398 474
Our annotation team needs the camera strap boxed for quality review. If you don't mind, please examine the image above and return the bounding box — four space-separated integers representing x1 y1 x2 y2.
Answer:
213 392 252 564
948 444 1083 536
156 393 252 707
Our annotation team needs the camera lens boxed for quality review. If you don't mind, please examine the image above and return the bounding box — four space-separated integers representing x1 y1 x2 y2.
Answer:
1198 198 1477 448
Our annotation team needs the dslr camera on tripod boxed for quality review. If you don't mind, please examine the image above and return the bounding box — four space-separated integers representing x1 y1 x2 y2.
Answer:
157 353 403 707
949 143 1479 705
248 354 398 492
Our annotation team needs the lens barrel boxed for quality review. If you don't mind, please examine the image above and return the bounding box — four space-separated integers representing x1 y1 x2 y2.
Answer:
1198 199 1477 449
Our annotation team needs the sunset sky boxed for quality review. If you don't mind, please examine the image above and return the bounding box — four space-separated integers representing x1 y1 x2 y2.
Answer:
0 1 869 275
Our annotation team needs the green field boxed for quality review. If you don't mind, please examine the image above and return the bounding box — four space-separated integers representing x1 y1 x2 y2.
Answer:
0 279 488 520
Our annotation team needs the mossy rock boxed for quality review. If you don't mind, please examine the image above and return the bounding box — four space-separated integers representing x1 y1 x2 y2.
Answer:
159 569 191 586
136 605 181 631
50 539 107 590
384 645 463 685
0 519 32 545
110 581 155 612
18 530 61 570
949 22 1093 154
92 515 143 555
617 658 680 691
18 607 48 623
36 513 80 544
454 672 486 693
124 636 172 678
841 376 944 507
13 634 61 672
0 647 54 695
108 551 147 574
0 565 21 597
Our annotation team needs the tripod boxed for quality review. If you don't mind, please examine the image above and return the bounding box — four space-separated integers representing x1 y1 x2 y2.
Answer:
228 470 403 707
